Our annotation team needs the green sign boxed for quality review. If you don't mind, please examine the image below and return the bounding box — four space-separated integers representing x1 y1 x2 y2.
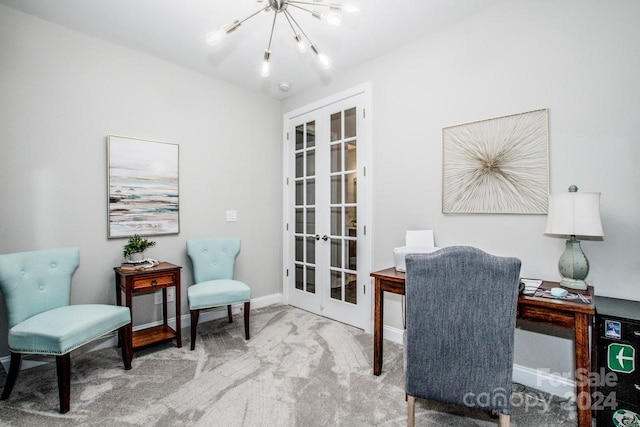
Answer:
608 343 635 373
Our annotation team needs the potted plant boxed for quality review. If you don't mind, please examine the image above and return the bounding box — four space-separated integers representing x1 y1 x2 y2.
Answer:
122 234 156 261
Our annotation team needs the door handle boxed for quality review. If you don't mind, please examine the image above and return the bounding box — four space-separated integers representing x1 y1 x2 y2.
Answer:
322 235 328 241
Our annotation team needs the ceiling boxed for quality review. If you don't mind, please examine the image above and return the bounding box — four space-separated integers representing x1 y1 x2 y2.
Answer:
0 0 503 99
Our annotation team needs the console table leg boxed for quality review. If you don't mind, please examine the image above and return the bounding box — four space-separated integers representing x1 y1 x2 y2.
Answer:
374 279 383 376
575 312 592 427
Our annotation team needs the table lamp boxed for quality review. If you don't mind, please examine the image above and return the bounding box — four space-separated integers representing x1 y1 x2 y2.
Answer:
544 185 604 290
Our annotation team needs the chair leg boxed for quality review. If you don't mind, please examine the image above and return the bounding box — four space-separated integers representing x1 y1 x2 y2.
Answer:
498 413 510 427
56 354 71 413
190 309 200 351
244 301 250 340
1 352 22 400
227 305 233 323
407 395 416 427
119 323 133 370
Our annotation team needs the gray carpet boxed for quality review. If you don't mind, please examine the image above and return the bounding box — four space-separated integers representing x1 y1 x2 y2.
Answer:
0 304 577 426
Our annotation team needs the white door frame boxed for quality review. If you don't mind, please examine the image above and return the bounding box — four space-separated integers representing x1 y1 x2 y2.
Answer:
282 82 372 333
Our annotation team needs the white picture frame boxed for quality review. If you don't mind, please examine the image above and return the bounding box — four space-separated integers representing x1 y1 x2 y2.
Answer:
107 135 180 238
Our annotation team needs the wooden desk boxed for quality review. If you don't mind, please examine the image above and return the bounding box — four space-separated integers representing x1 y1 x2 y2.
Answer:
114 262 182 351
371 267 595 427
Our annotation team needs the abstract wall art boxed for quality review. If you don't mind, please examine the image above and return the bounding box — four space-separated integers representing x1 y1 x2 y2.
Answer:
107 135 179 238
441 109 549 214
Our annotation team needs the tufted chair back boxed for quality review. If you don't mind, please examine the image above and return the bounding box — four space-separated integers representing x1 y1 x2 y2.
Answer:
0 247 79 329
404 246 521 426
186 238 241 283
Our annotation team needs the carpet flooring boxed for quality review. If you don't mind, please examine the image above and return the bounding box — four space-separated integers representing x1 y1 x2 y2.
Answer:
0 304 578 426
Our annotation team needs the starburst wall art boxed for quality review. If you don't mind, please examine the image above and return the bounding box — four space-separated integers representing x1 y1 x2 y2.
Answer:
442 109 549 214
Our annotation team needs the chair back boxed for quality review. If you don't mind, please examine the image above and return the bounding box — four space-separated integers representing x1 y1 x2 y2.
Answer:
186 239 241 284
0 247 79 328
405 246 521 413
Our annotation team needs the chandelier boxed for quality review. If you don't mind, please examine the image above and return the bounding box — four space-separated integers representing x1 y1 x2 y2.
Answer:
206 0 359 78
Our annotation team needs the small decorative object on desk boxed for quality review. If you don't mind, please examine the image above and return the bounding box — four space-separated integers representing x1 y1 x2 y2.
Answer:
122 234 156 261
120 258 160 271
533 288 593 304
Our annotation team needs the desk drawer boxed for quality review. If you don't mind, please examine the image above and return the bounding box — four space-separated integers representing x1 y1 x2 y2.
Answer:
518 305 574 329
132 272 176 292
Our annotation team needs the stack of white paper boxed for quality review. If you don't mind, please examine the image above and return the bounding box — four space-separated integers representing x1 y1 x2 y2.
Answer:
520 278 542 295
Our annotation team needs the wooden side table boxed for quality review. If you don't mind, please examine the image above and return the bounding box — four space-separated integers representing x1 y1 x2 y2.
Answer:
114 262 182 351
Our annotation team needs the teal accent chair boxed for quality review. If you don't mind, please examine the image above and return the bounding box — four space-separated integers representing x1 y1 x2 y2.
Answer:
0 248 132 413
186 239 251 351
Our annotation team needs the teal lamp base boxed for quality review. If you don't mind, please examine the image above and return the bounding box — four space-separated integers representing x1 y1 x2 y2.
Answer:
559 277 587 290
557 236 589 291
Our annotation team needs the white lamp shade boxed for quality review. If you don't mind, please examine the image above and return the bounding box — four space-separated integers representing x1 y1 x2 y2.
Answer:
544 192 604 238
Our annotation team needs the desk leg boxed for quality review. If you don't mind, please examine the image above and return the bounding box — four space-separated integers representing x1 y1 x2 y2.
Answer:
374 280 383 376
575 312 592 427
175 283 182 348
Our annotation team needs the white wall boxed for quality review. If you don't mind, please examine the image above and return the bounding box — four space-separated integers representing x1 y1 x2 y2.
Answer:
283 0 640 389
0 6 283 356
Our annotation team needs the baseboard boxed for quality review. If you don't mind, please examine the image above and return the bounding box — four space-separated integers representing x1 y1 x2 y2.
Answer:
381 324 576 399
0 293 284 373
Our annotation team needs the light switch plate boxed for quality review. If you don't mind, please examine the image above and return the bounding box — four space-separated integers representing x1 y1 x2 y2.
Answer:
226 210 237 222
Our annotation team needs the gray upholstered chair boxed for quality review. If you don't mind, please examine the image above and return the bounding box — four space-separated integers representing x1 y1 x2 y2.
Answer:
0 247 132 413
404 246 521 427
186 238 251 351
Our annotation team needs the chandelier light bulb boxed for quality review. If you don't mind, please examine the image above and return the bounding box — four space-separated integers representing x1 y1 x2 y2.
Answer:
205 29 225 46
294 35 306 53
260 50 271 77
318 52 332 69
323 12 342 26
260 61 271 77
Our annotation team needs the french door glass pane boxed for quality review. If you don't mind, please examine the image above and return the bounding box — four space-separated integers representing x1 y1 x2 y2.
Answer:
347 239 357 271
306 208 315 234
295 125 304 150
331 144 341 173
345 172 357 204
330 113 341 142
306 178 315 205
346 140 357 170
331 238 342 268
345 273 357 304
295 153 303 178
306 237 316 264
331 207 342 236
307 267 316 293
295 265 303 290
331 176 341 204
307 123 315 147
295 236 303 262
306 150 316 176
330 270 342 300
295 209 303 233
295 181 303 205
345 108 356 138
346 207 357 235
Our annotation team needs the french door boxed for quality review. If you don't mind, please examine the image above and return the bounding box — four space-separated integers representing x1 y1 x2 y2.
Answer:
283 88 370 331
